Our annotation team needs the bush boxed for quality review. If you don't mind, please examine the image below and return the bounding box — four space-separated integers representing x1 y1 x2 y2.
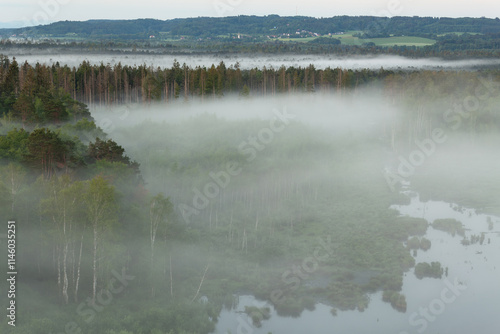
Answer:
432 219 465 236
414 262 444 279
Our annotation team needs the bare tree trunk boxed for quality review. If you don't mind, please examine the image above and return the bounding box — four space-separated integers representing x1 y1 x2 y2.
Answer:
71 238 75 295
56 245 61 295
191 262 210 303
92 224 98 304
242 228 247 254
229 211 233 245
209 204 212 230
74 233 84 303
169 254 173 297
62 243 69 304
150 203 159 298
215 208 218 229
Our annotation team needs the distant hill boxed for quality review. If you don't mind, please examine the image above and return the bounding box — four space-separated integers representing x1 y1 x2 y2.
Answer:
1 15 500 40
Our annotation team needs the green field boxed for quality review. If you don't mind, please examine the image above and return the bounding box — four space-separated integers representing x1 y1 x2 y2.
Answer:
437 32 482 37
365 36 436 46
270 36 320 43
271 31 436 47
331 31 361 45
338 32 435 46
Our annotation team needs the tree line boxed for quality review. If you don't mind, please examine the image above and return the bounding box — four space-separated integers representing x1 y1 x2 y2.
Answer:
4 15 500 39
3 32 500 59
0 55 400 106
2 56 499 138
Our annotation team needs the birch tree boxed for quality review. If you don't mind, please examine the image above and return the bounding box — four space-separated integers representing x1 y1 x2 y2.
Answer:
40 175 85 304
84 175 117 304
0 163 26 213
149 193 173 297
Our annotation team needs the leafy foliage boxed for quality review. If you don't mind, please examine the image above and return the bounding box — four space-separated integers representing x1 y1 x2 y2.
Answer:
0 128 29 161
432 219 465 237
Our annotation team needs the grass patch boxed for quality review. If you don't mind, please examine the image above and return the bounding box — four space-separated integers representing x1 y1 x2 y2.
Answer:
432 219 465 237
335 32 435 47
270 36 320 43
271 35 435 47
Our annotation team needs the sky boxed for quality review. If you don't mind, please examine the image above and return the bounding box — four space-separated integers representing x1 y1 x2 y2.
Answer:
0 0 499 28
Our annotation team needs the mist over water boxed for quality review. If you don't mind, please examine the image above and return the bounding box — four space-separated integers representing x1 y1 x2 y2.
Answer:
92 91 390 130
89 85 500 333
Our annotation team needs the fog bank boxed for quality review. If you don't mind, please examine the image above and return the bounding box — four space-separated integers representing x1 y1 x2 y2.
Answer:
5 52 500 70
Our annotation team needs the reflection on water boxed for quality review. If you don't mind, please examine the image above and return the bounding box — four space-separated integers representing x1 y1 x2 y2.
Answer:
391 191 500 334
213 190 500 334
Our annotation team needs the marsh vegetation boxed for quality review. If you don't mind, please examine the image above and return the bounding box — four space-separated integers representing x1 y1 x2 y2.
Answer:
0 53 499 333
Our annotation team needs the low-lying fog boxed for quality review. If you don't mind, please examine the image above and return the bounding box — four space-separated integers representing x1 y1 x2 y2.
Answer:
89 90 500 210
88 90 500 333
4 52 500 70
92 91 392 133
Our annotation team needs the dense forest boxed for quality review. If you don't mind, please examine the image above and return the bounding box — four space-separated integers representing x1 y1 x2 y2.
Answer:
1 55 500 110
0 54 499 333
0 55 398 108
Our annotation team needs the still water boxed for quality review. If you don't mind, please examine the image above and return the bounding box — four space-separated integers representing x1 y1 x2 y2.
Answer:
213 189 500 334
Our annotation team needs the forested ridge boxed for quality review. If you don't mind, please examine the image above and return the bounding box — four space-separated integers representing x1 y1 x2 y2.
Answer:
3 16 500 38
2 15 500 59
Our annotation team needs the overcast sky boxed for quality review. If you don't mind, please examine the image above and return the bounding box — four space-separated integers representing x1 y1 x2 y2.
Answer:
0 0 499 27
